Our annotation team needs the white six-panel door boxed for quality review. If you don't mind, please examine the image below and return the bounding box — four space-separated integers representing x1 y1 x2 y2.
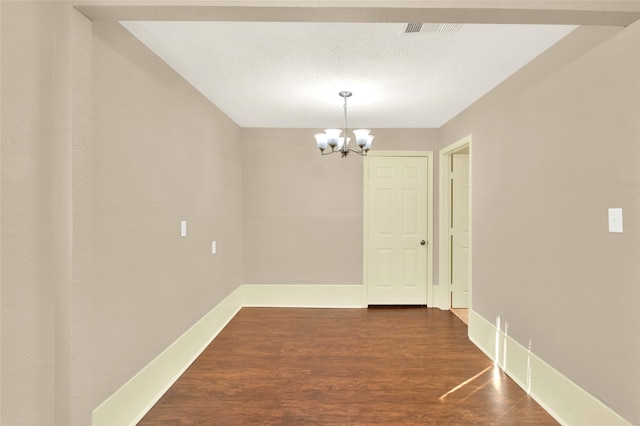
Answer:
365 155 429 305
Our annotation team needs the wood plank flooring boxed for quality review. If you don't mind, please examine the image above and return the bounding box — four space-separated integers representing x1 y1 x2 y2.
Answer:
450 308 468 325
139 307 557 425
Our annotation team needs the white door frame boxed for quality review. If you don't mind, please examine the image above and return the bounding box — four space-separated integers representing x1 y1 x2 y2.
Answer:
364 151 434 305
438 135 472 310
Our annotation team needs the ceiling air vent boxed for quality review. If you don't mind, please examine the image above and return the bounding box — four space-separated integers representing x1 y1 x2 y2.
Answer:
436 23 463 32
404 23 424 33
405 23 464 34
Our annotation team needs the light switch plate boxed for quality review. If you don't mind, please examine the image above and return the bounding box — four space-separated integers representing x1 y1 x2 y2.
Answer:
608 208 623 233
181 220 187 237
212 241 217 254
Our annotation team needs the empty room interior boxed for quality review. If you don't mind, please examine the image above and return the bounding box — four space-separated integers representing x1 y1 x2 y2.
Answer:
1 1 639 425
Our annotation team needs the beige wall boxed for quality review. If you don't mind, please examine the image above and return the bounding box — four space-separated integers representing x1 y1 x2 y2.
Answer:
1 2 57 423
89 20 244 423
440 23 640 424
2 3 244 423
242 128 439 285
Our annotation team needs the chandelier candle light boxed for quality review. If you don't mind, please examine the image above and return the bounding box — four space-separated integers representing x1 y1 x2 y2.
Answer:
314 91 374 158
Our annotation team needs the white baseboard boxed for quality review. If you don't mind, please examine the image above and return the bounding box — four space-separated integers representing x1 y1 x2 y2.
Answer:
92 284 366 425
92 286 243 426
242 284 367 308
95 287 628 426
468 309 630 426
431 282 451 310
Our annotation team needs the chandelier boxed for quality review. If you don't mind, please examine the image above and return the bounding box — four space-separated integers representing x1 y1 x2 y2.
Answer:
314 91 374 158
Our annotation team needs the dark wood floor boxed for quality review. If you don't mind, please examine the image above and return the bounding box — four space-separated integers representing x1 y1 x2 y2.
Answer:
139 307 557 425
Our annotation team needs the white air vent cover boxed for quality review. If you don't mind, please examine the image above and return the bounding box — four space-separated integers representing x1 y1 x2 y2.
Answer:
405 23 464 33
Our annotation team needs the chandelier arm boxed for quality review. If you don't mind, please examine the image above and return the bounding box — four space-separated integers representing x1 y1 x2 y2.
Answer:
348 147 367 157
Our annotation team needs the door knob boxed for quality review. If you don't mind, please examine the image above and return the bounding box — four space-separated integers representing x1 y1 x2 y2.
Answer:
420 240 426 246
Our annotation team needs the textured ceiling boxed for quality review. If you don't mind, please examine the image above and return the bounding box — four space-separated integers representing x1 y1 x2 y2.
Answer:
121 21 576 129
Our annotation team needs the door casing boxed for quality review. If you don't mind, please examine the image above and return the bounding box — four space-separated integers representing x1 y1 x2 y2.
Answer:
363 151 433 305
438 135 472 311
450 153 470 308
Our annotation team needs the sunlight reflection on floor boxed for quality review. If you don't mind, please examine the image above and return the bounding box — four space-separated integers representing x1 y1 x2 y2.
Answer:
438 365 494 401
